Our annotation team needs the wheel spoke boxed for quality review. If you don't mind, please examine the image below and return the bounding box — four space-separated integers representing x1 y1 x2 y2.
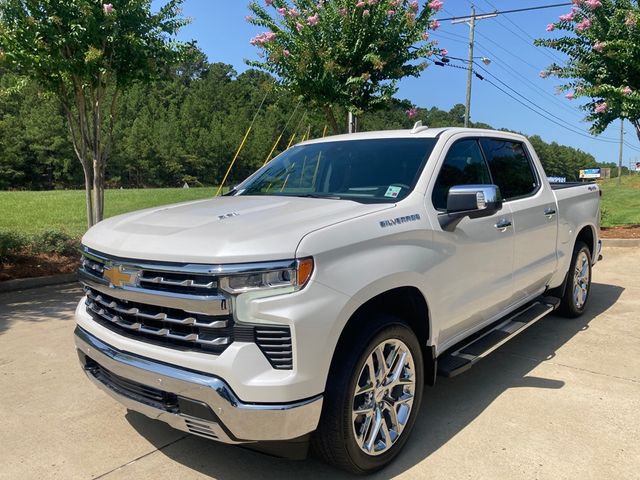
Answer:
387 350 407 387
364 408 383 453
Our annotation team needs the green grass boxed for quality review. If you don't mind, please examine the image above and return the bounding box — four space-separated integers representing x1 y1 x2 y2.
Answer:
599 175 640 227
0 178 638 237
0 188 217 237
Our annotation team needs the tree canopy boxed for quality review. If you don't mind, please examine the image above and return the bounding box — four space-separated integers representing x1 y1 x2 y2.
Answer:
536 0 640 139
0 0 192 225
246 0 445 132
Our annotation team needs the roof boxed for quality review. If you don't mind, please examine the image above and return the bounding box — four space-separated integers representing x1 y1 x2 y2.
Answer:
299 127 527 146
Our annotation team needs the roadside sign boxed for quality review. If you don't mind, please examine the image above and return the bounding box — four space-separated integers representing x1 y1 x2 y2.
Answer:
579 168 601 179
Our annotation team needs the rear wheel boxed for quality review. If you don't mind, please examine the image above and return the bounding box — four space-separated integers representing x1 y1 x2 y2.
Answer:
313 318 424 474
557 241 592 318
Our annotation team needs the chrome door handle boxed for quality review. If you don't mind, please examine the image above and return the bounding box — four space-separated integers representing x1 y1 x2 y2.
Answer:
495 219 512 231
544 208 557 218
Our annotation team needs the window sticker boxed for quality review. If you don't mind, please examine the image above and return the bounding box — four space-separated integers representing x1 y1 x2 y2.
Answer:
384 185 402 198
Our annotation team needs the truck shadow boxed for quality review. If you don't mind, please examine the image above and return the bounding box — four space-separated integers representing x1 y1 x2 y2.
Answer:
126 281 623 479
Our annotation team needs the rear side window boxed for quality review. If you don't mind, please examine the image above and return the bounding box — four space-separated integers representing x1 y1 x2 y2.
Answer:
432 139 492 210
480 139 537 200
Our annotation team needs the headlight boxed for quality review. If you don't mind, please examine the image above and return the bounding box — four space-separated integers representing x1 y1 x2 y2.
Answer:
220 258 314 295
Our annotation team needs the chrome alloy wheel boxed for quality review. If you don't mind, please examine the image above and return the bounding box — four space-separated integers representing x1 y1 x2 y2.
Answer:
351 339 416 456
573 251 590 309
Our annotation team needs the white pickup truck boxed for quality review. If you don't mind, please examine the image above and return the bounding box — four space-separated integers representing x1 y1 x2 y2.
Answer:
75 126 601 474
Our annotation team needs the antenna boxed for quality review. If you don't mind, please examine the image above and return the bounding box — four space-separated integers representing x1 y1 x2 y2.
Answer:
411 121 429 134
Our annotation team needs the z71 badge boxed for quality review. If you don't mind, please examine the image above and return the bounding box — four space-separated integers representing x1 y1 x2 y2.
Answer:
379 214 421 228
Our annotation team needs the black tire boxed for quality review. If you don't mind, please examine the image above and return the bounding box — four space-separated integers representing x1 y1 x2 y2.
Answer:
557 241 592 318
312 316 424 475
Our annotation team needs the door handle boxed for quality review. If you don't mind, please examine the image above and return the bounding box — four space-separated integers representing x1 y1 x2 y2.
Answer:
544 207 557 218
495 219 512 231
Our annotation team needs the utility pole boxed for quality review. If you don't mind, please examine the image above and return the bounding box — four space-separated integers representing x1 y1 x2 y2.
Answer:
452 6 497 128
464 6 476 128
618 118 624 185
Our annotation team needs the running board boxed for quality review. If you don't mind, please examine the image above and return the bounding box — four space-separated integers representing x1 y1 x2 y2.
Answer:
437 297 560 378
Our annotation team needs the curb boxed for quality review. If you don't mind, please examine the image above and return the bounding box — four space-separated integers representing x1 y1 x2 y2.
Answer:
602 238 640 248
0 273 78 294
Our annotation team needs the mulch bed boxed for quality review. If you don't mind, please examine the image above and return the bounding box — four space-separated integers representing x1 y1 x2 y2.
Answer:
600 225 640 239
0 252 79 282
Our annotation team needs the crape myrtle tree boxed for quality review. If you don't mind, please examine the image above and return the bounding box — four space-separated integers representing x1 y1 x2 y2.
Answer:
246 0 446 134
0 0 193 227
536 0 640 140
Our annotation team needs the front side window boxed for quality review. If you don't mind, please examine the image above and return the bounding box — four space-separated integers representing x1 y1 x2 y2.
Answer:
480 139 537 200
236 138 437 203
432 139 492 210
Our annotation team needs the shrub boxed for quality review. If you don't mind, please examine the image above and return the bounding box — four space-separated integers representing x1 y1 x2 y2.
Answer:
0 230 28 259
29 230 79 256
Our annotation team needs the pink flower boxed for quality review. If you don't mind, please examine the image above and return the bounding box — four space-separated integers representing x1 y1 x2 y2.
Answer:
356 1 365 7
409 1 419 11
265 0 273 5
440 48 448 56
245 15 254 22
421 31 429 40
387 10 396 16
283 49 290 57
339 7 348 16
559 12 575 22
367 0 378 5
277 7 287 15
565 92 575 100
584 0 601 9
103 3 113 14
430 19 440 30
363 9 370 16
623 86 633 96
406 108 418 119
296 22 304 32
307 14 319 26
593 41 605 52
539 70 549 79
250 31 276 46
546 23 555 32
625 13 637 27
594 102 608 113
289 8 300 17
428 0 444 12
576 18 592 32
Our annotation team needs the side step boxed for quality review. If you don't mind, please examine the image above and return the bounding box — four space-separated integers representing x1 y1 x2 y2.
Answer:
437 297 560 378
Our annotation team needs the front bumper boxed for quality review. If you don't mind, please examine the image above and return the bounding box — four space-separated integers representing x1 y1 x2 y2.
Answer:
74 326 323 444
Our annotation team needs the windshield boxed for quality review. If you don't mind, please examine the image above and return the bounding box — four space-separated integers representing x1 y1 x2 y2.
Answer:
235 138 437 203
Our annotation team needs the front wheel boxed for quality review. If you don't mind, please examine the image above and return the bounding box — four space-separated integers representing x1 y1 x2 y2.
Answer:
312 318 424 474
557 241 592 318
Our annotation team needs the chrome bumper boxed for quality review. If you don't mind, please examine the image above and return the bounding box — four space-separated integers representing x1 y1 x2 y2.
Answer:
74 327 322 444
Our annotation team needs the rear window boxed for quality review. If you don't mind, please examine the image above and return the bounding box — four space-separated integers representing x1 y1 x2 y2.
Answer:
236 138 437 203
480 139 538 200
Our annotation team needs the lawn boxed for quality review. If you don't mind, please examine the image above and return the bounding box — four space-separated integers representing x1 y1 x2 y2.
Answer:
0 188 217 237
599 175 640 227
0 178 638 237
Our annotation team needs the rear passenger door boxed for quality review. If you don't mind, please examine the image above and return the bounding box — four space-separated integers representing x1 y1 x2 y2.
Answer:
479 138 557 300
428 138 515 344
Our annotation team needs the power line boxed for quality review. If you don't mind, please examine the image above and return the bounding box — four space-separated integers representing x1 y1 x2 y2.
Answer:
428 59 640 153
436 2 572 22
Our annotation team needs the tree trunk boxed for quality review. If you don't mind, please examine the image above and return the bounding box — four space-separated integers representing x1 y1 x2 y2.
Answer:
633 119 640 143
323 105 340 135
82 163 94 229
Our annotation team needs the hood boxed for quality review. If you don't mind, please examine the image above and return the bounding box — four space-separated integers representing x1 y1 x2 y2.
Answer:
82 195 393 263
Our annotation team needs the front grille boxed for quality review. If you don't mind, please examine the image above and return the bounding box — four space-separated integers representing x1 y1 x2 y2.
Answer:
84 287 232 353
85 356 179 412
79 248 295 369
255 326 293 370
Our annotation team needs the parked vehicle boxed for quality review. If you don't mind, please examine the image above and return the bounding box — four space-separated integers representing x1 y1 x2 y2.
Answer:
74 126 601 474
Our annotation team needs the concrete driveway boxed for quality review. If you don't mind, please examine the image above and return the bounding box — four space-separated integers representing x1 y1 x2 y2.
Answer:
1 247 639 480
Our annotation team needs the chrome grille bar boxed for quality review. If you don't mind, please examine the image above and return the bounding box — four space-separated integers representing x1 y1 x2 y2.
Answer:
139 275 217 290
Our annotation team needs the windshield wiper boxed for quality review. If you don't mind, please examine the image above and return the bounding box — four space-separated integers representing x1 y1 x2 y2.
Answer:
294 193 343 200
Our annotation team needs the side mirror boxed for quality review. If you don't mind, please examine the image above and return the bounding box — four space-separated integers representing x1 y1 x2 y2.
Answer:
440 184 503 231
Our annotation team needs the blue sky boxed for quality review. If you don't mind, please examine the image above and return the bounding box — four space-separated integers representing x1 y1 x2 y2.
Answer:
159 0 640 166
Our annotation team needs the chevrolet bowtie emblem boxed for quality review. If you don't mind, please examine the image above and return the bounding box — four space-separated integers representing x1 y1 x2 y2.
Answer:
103 264 138 288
